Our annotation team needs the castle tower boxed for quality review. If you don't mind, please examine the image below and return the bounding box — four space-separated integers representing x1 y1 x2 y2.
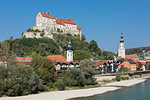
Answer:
67 41 73 62
118 33 125 58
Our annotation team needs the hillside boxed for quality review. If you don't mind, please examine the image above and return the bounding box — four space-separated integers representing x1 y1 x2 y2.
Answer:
126 46 150 55
0 34 116 61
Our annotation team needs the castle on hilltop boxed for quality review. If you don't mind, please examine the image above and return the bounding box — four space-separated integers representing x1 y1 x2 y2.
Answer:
23 12 82 39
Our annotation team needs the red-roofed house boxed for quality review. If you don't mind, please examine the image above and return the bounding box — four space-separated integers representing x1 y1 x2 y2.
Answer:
15 57 32 65
118 59 137 71
47 55 79 72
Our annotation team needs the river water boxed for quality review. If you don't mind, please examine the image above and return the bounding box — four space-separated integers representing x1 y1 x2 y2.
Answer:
76 79 150 100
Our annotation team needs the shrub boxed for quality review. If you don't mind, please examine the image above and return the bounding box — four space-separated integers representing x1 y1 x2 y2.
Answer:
34 33 37 36
57 79 65 91
40 32 45 37
121 75 130 80
57 28 60 32
115 73 121 81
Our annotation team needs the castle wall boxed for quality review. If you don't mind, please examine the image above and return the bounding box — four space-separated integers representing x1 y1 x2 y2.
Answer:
24 12 82 39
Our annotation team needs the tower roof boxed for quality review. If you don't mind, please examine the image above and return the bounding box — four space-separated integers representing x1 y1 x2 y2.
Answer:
67 41 73 50
120 33 124 43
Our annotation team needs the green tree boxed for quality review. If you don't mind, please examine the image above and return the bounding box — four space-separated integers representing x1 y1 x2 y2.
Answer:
79 59 97 85
82 34 86 41
68 68 85 87
0 40 15 66
89 40 99 52
32 55 56 85
74 50 91 61
0 65 41 96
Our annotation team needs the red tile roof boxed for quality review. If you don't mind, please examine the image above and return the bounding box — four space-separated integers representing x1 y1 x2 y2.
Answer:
15 57 32 63
77 26 81 30
40 12 55 19
56 18 76 25
95 60 108 66
116 55 139 60
125 55 139 59
47 55 67 62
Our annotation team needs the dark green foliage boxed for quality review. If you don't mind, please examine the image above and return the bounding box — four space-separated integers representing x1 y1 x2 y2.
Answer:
57 28 60 32
0 33 116 60
27 28 41 32
0 40 15 66
0 65 41 96
57 79 65 91
34 33 37 36
118 59 124 63
11 38 60 57
74 50 91 61
79 59 97 85
90 40 99 52
32 55 56 85
68 68 85 87
40 32 45 37
82 34 86 41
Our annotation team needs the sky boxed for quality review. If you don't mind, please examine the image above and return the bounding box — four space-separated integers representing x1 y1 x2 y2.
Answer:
0 0 150 53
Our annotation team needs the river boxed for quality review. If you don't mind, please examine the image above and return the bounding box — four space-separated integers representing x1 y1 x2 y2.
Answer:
75 79 150 100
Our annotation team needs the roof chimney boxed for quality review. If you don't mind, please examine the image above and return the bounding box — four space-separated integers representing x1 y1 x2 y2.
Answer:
46 12 49 14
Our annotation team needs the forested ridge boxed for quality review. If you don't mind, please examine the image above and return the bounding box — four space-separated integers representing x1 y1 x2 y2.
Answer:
0 34 116 61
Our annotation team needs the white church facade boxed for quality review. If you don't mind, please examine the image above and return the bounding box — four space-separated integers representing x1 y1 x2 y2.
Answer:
118 33 125 58
23 12 82 39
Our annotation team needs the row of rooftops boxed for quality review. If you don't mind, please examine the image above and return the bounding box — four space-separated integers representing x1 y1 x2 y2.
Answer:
39 12 81 30
15 55 79 65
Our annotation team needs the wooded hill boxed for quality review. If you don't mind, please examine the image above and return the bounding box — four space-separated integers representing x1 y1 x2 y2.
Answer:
126 46 150 55
0 34 116 61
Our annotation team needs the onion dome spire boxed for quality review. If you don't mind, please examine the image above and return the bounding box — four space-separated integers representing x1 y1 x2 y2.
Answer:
120 32 124 43
67 40 73 50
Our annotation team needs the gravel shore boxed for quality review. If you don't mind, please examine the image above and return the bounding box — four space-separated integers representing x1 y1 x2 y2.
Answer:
0 78 146 100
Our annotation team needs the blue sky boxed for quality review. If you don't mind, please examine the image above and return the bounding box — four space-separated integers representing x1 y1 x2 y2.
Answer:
0 0 150 52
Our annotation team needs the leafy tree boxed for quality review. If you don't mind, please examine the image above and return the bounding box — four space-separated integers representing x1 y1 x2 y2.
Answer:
74 50 91 61
82 34 86 41
0 65 41 96
32 55 56 85
90 40 99 52
68 68 85 87
0 40 15 66
79 59 97 85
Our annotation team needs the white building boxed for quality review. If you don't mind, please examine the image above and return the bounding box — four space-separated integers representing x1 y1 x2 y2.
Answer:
24 12 82 39
118 33 125 58
67 41 73 62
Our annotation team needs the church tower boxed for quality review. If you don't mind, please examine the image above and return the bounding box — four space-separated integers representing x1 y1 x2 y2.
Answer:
67 41 73 62
118 33 125 58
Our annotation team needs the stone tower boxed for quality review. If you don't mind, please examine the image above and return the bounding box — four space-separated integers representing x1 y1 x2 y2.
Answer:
118 33 125 58
67 41 73 62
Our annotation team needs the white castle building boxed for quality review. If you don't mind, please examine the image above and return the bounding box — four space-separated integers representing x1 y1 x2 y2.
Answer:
24 12 82 39
118 33 125 58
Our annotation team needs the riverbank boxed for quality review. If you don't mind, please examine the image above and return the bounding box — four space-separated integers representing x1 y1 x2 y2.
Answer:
0 77 147 100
